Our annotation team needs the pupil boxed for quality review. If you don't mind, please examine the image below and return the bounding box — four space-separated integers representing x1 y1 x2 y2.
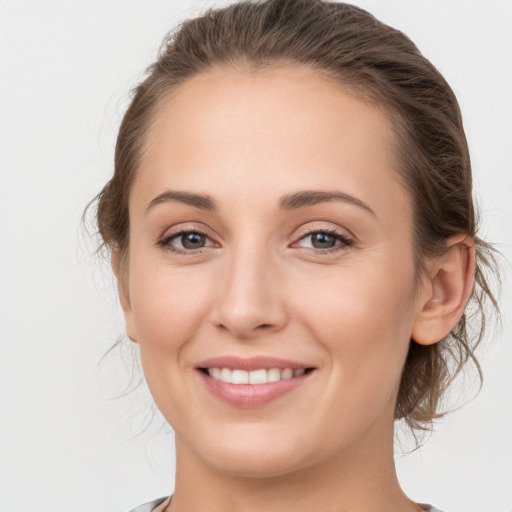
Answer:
182 232 204 249
312 233 335 249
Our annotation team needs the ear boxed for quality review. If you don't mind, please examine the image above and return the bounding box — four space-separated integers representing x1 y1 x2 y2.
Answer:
411 234 475 346
111 248 138 343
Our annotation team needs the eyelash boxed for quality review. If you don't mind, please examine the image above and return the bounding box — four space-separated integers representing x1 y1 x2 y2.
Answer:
157 227 354 256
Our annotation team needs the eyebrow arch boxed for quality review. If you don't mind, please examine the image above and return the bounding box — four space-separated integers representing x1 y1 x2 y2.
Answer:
147 190 216 212
146 189 376 217
279 190 376 216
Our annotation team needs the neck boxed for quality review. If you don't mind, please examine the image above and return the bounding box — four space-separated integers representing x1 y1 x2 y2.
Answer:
168 413 421 512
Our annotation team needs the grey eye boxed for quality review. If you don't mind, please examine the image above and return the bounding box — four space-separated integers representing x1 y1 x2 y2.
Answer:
180 232 206 249
309 232 337 249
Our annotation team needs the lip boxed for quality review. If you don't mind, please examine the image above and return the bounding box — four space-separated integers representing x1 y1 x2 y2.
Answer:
197 355 314 371
196 355 316 408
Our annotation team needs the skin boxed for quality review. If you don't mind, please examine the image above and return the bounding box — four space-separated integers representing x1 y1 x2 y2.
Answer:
115 65 475 512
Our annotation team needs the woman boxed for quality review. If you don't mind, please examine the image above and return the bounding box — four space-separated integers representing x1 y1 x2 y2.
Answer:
90 0 500 510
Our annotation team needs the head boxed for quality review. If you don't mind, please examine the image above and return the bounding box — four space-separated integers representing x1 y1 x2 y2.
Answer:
91 0 499 473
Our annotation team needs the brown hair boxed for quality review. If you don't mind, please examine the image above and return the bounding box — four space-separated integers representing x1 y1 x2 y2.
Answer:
90 0 500 435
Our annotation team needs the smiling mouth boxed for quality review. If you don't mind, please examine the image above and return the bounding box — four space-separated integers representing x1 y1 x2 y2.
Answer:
199 367 316 384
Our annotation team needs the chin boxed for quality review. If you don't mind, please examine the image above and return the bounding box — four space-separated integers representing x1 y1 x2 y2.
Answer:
211 454 308 479
196 434 319 479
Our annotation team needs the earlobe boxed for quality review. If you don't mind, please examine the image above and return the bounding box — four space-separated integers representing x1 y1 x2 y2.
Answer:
412 235 475 346
111 248 138 343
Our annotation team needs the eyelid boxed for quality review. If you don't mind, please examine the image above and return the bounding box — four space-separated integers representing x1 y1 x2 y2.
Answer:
159 223 210 240
294 223 355 240
292 225 354 250
157 224 216 251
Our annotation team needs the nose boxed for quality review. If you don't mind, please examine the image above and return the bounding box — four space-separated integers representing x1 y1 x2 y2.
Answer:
210 244 288 341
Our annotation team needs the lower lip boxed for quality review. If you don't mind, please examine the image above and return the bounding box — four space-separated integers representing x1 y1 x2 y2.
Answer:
197 370 314 408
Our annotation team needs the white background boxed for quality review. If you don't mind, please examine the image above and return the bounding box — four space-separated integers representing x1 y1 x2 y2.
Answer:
1 1 511 511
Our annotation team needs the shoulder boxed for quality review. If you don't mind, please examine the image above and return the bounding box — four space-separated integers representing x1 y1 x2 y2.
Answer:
421 504 446 512
128 498 446 512
128 496 170 512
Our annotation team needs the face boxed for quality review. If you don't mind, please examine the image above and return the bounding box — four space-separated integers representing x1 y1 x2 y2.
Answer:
120 65 423 477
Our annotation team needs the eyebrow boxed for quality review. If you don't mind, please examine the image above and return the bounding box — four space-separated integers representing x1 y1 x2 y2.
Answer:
146 189 376 217
147 190 216 212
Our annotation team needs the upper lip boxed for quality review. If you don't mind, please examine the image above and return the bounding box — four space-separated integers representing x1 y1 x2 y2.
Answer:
197 355 315 371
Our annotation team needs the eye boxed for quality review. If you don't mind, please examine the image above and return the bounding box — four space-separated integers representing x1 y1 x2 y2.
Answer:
158 229 215 255
294 228 354 254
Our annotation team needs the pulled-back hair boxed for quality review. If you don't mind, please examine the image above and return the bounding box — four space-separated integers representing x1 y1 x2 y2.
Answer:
91 0 500 434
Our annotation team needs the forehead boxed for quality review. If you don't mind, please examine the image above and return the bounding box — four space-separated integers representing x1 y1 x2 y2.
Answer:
132 65 410 228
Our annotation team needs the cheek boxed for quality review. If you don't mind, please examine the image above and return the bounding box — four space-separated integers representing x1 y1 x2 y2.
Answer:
127 265 215 418
129 269 210 353
299 272 415 444
299 257 416 390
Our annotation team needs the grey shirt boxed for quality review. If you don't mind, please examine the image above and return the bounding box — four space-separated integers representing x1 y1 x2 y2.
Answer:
128 497 446 512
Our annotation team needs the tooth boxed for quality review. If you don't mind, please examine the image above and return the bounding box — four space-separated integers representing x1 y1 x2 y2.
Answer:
249 369 267 384
231 369 249 384
220 368 232 383
210 368 221 379
267 368 281 382
281 368 293 380
209 367 305 384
